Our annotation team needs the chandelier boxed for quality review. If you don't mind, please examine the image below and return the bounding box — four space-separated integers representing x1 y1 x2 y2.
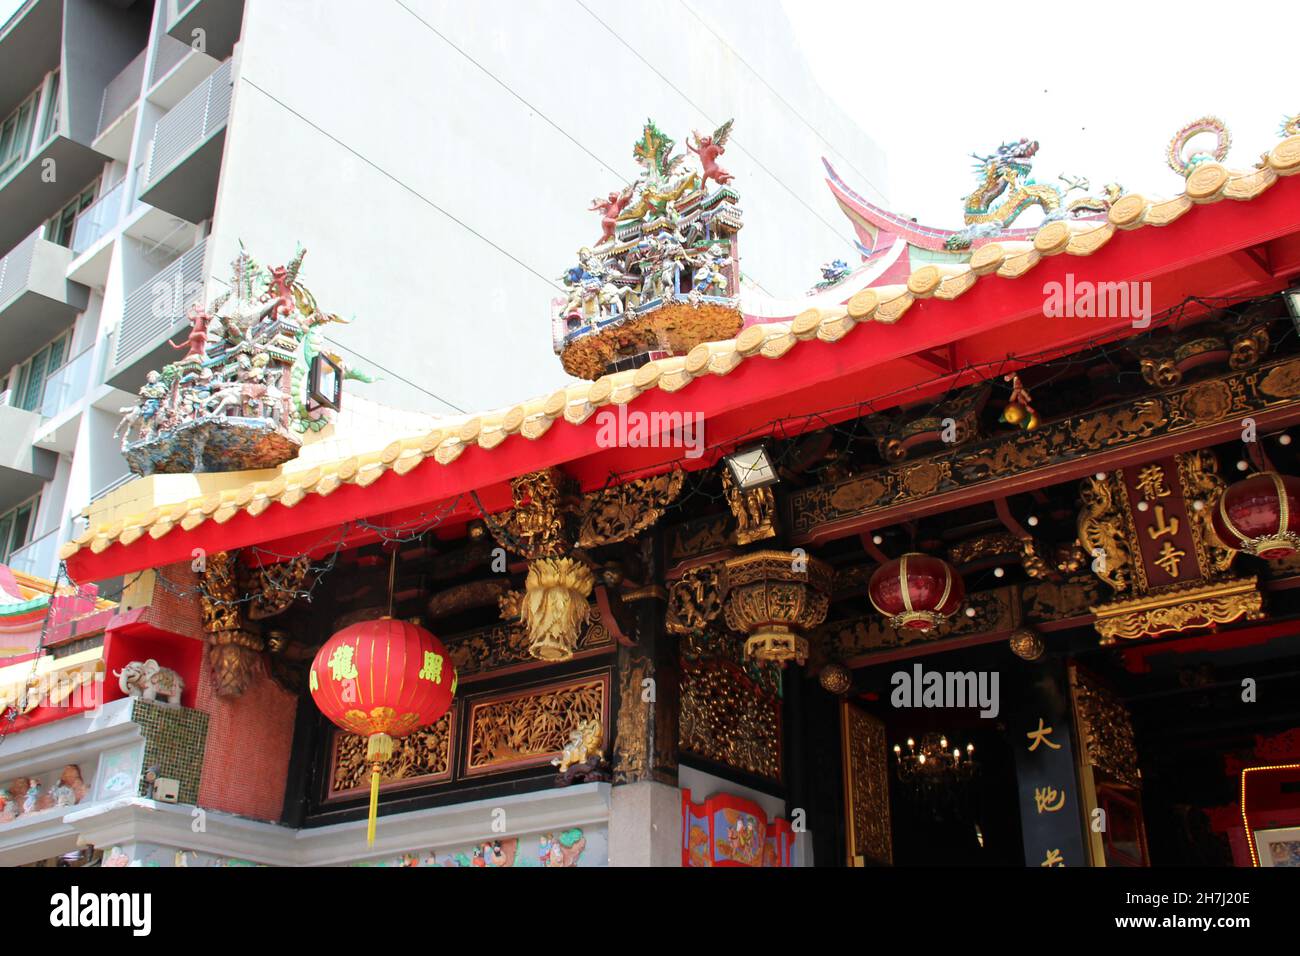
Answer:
893 733 978 817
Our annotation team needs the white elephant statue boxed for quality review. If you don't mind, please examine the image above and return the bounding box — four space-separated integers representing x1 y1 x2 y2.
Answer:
114 659 184 706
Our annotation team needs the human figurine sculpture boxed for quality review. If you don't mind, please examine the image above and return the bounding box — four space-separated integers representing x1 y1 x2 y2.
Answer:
687 120 735 187
168 303 213 362
115 370 167 449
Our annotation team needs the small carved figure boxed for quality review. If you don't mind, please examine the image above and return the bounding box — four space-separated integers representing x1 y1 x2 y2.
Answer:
692 243 731 297
590 186 634 244
114 659 184 706
687 120 735 187
22 779 43 814
168 302 213 363
0 788 18 822
553 719 604 774
115 370 167 448
52 765 88 806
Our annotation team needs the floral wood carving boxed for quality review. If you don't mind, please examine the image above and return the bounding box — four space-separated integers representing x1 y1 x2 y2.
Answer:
246 555 311 619
679 633 780 780
613 655 650 782
1069 667 1140 788
666 564 724 633
331 713 452 795
465 677 607 773
576 471 684 548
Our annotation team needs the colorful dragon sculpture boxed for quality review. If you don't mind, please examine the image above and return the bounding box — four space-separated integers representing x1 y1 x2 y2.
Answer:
945 138 1122 250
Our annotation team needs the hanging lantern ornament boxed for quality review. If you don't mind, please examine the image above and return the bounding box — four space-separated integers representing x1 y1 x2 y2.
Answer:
1000 373 1039 431
868 553 966 633
310 618 456 845
1211 471 1300 559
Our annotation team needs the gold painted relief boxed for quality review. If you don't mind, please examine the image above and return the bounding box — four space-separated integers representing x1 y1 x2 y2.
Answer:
330 713 452 796
840 702 892 866
464 676 607 774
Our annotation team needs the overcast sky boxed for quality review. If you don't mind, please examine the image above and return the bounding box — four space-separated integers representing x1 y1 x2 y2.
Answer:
779 0 1296 231
4 0 1292 236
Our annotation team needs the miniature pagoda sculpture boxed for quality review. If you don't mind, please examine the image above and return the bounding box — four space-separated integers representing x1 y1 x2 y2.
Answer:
116 245 372 476
553 119 745 379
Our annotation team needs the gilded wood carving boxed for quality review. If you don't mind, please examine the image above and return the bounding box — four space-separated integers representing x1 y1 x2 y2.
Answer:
464 676 607 774
790 356 1300 538
330 714 452 796
840 702 892 866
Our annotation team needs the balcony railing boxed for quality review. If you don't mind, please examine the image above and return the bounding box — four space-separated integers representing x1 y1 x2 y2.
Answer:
40 346 95 419
113 237 207 368
145 58 232 185
97 48 147 138
70 178 127 256
0 228 39 309
7 528 60 580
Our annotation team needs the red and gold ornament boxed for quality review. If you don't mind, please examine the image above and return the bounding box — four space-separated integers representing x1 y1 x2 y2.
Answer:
868 552 965 632
309 617 457 844
1211 471 1300 559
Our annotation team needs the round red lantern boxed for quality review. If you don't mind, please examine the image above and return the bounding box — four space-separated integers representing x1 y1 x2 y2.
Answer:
310 617 456 844
868 552 965 632
1211 471 1300 559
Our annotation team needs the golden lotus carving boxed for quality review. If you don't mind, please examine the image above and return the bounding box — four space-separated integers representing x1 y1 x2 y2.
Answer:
720 550 833 665
519 557 596 661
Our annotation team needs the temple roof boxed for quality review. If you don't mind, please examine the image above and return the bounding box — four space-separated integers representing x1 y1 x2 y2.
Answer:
62 132 1300 577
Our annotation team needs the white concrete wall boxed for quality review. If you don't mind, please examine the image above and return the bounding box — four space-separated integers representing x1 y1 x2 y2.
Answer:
207 0 887 415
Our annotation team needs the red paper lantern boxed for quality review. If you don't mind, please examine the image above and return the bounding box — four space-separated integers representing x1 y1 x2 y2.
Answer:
309 617 456 844
868 552 965 632
1211 471 1300 559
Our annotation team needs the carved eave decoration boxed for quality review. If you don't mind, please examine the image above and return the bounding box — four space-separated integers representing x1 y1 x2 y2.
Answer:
1077 449 1255 643
199 550 313 697
1091 576 1264 645
489 468 683 660
789 354 1300 543
721 467 777 546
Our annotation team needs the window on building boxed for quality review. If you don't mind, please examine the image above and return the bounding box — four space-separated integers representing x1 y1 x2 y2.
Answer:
38 69 60 143
47 183 98 248
0 87 40 182
12 331 71 413
0 495 41 565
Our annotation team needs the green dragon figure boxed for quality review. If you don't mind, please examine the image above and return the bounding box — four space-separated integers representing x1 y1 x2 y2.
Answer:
945 138 1122 250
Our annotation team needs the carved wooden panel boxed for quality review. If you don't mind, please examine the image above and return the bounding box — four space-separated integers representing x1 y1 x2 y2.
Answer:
463 674 609 776
679 633 781 780
840 701 892 866
327 712 453 799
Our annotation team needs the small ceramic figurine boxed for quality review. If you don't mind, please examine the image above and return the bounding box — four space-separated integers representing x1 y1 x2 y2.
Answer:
22 779 43 815
49 765 87 807
0 788 18 822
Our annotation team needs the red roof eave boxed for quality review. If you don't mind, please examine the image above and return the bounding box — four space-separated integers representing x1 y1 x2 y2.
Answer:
65 173 1300 583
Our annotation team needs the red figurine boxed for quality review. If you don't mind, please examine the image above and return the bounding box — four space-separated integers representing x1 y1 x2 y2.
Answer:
590 185 634 244
265 265 296 320
169 303 212 362
687 120 735 187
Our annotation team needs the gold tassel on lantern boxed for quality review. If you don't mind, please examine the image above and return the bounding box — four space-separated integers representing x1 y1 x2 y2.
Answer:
365 732 394 846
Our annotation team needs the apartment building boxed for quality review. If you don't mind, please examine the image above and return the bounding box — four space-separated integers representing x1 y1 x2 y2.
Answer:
0 0 887 586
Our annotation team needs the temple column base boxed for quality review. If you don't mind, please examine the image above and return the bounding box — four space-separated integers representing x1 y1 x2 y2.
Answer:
608 780 682 866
